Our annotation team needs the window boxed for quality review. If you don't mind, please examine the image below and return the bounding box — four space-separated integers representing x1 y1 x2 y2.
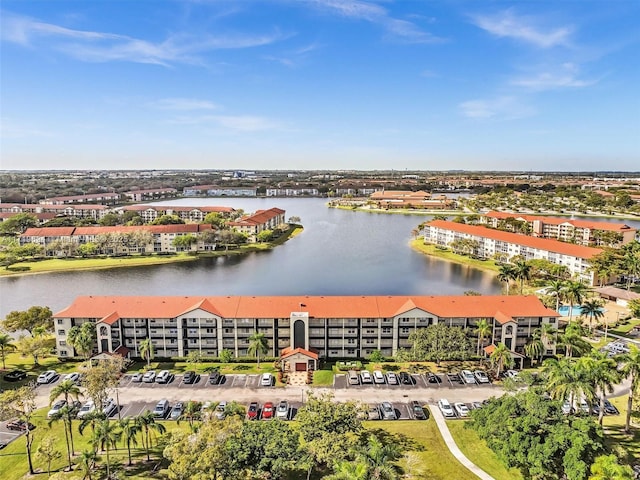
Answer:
59 340 66 346
400 327 410 334
58 329 65 336
59 350 67 356
347 338 356 344
382 327 391 334
57 319 63 325
100 326 108 336
347 349 356 355
505 325 513 335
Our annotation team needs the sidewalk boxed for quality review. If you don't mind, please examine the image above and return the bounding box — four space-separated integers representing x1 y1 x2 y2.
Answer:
430 407 495 480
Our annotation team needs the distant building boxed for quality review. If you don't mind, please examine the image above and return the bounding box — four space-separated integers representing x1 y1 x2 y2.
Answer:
121 205 236 223
266 188 319 196
124 188 178 202
228 208 286 241
0 203 109 220
422 220 603 285
370 190 455 210
40 193 121 205
183 185 257 197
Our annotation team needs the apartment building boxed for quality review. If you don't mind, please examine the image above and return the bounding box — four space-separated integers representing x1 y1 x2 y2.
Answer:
183 185 257 197
121 205 236 223
422 220 602 285
123 188 178 202
228 208 286 240
266 188 319 196
40 193 121 205
480 211 636 246
52 295 559 360
0 203 109 220
369 190 456 209
21 224 215 253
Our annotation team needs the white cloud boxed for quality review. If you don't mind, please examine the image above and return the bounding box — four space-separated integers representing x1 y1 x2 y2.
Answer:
459 96 535 120
150 98 219 110
472 9 573 48
309 0 443 43
168 114 280 132
1 11 286 66
511 63 597 90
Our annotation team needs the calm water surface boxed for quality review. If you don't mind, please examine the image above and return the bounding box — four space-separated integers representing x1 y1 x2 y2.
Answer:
13 197 627 315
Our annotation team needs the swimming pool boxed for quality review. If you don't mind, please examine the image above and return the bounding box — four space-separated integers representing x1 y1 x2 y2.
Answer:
557 305 605 316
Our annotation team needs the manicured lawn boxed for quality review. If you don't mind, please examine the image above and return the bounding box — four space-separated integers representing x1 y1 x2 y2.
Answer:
602 395 640 466
364 415 483 479
0 352 84 391
410 240 500 274
311 369 334 386
608 318 640 337
448 421 523 480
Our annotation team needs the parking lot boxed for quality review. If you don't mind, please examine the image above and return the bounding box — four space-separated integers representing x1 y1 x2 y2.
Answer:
335 372 496 390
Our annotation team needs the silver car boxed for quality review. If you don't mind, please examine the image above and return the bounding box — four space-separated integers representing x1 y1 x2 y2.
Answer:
379 402 397 420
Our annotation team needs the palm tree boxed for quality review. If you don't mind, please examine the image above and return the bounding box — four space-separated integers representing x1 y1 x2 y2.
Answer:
539 323 557 352
79 411 107 453
177 401 202 432
589 454 635 480
360 434 401 480
558 322 591 358
580 298 605 334
118 417 140 466
139 338 154 367
564 280 590 322
581 352 622 425
497 264 516 295
542 357 595 413
327 461 369 480
68 322 96 368
512 259 532 294
475 319 491 356
490 343 514 378
247 332 269 368
76 449 100 480
48 407 74 471
619 345 640 433
92 419 121 478
524 335 545 365
50 379 82 456
0 332 16 370
547 279 566 312
135 410 166 462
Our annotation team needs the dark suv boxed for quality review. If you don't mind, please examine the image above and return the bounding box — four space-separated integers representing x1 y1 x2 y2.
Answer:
209 370 222 385
183 371 199 384
399 372 414 385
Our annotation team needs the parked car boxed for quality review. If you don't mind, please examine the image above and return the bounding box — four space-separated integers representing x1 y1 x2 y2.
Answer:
183 371 199 384
3 370 27 382
411 401 426 420
260 373 273 387
426 373 442 384
474 370 490 384
504 370 519 380
471 401 483 410
561 400 574 415
209 370 222 385
593 399 619 416
577 398 590 414
348 370 360 385
276 400 289 419
379 402 397 420
246 402 259 420
399 372 413 385
438 399 455 418
373 370 385 384
37 370 58 384
47 400 67 419
155 370 174 384
153 399 171 418
6 419 35 431
169 402 184 420
367 405 382 420
102 398 118 417
461 370 476 384
360 370 373 384
261 402 274 420
454 403 470 417
62 372 81 384
215 401 227 420
131 372 144 383
386 372 398 385
142 370 156 383
77 400 96 419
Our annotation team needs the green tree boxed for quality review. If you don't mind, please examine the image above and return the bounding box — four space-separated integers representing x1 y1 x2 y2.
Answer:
172 234 197 251
490 342 513 378
92 419 121 478
203 212 227 228
48 406 74 471
16 333 54 365
408 323 473 364
98 213 121 226
0 332 16 369
68 322 96 368
581 352 622 425
139 338 154 367
512 259 532 294
135 410 167 462
81 357 124 416
589 454 634 480
619 345 640 433
0 212 39 234
0 386 37 474
256 229 273 242
3 306 53 335
76 449 100 480
219 349 233 363
559 322 592 358
547 279 567 312
247 332 269 368
118 417 140 466
49 379 82 456
368 350 385 363
629 298 640 318
497 264 516 295
565 280 590 322
359 434 401 480
580 299 605 334
475 319 491 356
176 401 202 432
543 357 595 412
152 214 184 225
36 434 62 478
525 334 545 365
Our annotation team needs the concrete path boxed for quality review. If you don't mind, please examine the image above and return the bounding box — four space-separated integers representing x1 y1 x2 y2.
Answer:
430 407 495 480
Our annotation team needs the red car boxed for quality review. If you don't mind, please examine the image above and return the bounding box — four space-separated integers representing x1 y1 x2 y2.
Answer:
6 419 35 432
261 402 274 420
246 402 259 420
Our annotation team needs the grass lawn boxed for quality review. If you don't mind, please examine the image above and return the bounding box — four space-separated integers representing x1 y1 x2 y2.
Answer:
0 352 85 392
364 415 484 479
608 318 640 337
448 421 523 480
311 369 334 386
410 240 500 274
602 395 640 466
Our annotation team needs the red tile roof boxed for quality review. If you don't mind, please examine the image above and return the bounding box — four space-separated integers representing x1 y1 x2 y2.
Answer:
22 224 212 238
122 205 235 213
229 207 285 227
426 220 603 259
22 227 76 236
280 347 319 360
53 295 558 321
485 211 635 232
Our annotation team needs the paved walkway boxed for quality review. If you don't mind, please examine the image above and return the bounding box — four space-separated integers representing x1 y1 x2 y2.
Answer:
430 407 495 480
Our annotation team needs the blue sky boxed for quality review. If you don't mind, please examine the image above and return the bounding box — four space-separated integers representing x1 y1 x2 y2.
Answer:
1 0 638 171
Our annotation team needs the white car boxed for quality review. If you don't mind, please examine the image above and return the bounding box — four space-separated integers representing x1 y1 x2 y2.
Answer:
142 370 156 383
386 372 398 385
461 370 476 384
153 399 170 418
438 399 455 418
504 370 519 379
260 373 273 387
47 400 67 419
63 372 81 384
360 370 373 384
474 370 490 384
454 402 470 417
77 400 96 419
215 401 227 420
155 370 173 384
373 370 385 384
276 401 289 419
562 400 573 415
102 398 118 417
37 370 58 384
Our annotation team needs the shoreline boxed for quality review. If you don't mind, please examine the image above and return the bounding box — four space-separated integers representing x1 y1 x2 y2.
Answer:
328 204 464 216
409 238 500 275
